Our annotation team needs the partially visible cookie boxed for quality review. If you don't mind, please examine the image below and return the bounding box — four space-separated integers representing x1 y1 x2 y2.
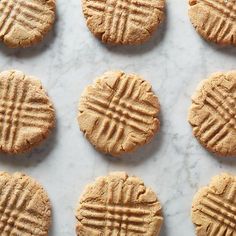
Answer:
0 70 55 154
82 0 165 45
0 0 56 48
78 71 160 156
76 172 163 236
0 172 51 235
188 0 236 46
188 71 236 156
192 173 236 236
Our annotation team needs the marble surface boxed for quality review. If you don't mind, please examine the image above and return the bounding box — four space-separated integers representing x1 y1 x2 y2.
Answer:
0 0 236 235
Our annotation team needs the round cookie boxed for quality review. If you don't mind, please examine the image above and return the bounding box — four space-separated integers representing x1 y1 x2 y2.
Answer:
188 0 236 46
0 70 55 154
76 172 163 236
188 71 236 156
191 173 236 236
0 172 51 235
82 0 165 45
78 71 160 156
0 0 56 48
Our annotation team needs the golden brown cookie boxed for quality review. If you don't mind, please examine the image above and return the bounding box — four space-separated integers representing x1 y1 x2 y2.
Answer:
78 71 160 156
188 0 236 46
76 172 163 236
0 70 55 154
188 71 236 156
0 0 56 48
0 172 51 236
192 173 236 236
82 0 165 45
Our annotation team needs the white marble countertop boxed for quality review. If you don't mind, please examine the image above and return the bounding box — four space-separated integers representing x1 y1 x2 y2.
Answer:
0 0 235 235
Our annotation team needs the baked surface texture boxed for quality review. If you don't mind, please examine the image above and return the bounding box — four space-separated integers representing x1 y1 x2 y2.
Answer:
76 172 163 236
0 0 56 48
82 0 165 45
192 173 236 236
0 70 55 154
78 71 160 156
188 0 236 46
0 172 51 236
188 71 236 156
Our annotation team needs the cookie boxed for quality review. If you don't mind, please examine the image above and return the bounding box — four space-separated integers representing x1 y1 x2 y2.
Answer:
0 172 51 236
78 71 160 156
0 70 55 154
192 173 236 236
188 71 236 156
76 172 163 236
0 0 56 48
82 0 165 45
188 0 236 46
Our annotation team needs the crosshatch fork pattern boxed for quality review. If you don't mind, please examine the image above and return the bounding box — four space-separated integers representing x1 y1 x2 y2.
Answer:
0 0 55 47
0 71 55 153
0 0 47 35
189 0 236 45
77 174 163 235
79 72 160 155
189 72 236 156
83 0 165 44
84 77 157 132
199 0 236 21
0 172 51 235
195 84 236 148
192 175 236 236
81 182 149 234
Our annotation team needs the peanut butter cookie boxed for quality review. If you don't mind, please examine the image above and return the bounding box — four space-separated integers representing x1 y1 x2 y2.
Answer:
0 172 51 236
76 172 163 236
188 71 236 156
0 70 55 154
82 0 165 45
0 0 56 48
192 173 236 236
78 71 160 156
188 0 236 46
